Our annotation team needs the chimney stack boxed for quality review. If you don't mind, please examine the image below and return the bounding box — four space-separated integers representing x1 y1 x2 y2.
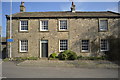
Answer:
71 2 75 12
20 2 25 12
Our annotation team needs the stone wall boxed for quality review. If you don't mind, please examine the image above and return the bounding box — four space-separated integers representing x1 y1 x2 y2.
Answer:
6 18 120 59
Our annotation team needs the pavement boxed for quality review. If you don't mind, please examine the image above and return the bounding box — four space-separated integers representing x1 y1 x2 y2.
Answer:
2 61 119 78
17 60 119 69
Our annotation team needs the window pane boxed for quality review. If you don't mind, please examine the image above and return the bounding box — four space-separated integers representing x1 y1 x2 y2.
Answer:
81 40 89 52
20 40 28 52
60 40 68 51
60 20 67 30
20 21 28 31
41 20 48 31
100 39 108 51
99 20 108 31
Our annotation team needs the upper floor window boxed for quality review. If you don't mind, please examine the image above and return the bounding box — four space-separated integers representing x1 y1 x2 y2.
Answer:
19 40 28 52
40 20 48 31
81 40 89 52
59 20 67 30
100 39 109 51
99 19 108 31
59 40 68 52
20 21 28 31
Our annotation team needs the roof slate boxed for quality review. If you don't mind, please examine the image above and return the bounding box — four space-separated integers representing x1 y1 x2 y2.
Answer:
6 11 120 18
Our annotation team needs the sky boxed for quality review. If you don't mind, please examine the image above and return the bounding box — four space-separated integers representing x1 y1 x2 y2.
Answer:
1 2 119 37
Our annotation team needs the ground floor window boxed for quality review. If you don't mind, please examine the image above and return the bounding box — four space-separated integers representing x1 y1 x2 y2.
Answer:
81 40 89 52
19 40 28 52
59 40 68 52
100 39 109 51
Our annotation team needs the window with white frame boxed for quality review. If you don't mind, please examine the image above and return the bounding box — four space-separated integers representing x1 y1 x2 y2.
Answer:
59 20 67 30
100 39 109 51
81 40 89 52
99 20 108 31
20 40 28 52
40 20 48 31
20 21 28 31
59 40 68 51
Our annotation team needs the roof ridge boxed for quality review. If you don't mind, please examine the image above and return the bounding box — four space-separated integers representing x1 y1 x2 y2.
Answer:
9 11 119 14
107 11 120 15
16 11 110 13
6 11 120 18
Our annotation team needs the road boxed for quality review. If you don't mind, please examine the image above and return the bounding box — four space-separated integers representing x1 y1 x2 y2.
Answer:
2 61 118 78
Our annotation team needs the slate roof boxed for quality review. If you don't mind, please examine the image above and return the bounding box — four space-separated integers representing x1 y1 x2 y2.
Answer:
6 11 120 19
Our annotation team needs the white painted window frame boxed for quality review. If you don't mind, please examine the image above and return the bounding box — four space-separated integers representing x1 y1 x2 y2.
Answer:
100 39 109 52
19 40 28 52
99 19 108 31
81 40 89 52
20 20 28 31
40 20 48 31
59 40 68 52
59 20 68 31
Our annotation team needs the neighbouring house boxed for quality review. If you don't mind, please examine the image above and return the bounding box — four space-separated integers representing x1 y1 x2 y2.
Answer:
1 37 7 59
6 2 120 60
0 26 7 59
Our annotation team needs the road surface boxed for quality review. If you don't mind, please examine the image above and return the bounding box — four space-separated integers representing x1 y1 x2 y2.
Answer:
2 61 118 78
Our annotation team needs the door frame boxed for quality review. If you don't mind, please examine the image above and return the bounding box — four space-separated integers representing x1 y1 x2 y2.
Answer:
40 40 48 58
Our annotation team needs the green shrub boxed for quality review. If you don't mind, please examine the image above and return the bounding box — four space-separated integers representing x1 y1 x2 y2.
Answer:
3 58 10 61
14 57 24 61
21 57 28 60
79 56 107 60
58 50 77 60
77 55 83 59
27 57 38 60
13 57 24 61
100 56 107 60
49 53 57 59
58 52 67 60
67 51 77 60
13 57 38 61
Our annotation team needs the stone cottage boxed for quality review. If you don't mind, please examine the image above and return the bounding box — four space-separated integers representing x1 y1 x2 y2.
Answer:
6 2 120 59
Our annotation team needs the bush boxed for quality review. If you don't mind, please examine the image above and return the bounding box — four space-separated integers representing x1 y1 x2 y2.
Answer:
13 57 25 61
77 55 83 59
27 57 38 60
58 50 77 60
13 57 38 61
67 51 77 60
58 52 67 60
49 53 57 60
77 55 108 60
3 58 9 61
100 56 107 60
77 56 107 60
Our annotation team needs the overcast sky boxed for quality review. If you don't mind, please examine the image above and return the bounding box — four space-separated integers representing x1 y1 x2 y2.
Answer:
1 2 119 37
